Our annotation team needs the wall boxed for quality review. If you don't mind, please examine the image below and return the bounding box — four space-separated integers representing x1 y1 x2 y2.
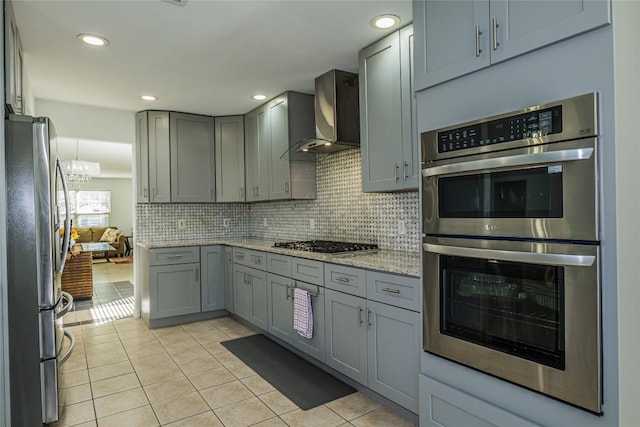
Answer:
76 178 134 236
416 24 617 427
136 149 421 252
248 149 420 251
612 1 640 425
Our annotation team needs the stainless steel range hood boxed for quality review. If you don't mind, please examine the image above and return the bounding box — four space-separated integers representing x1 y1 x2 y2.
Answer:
292 69 360 154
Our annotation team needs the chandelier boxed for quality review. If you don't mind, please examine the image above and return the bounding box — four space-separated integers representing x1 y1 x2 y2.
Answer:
61 140 101 183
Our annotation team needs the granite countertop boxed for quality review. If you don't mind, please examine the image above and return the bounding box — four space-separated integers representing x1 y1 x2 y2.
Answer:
137 237 421 277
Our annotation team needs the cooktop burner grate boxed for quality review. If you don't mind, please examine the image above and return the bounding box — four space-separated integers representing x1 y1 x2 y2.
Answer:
273 240 379 254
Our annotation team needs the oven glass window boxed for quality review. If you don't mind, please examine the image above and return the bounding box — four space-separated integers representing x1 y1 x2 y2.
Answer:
438 166 563 218
440 255 565 369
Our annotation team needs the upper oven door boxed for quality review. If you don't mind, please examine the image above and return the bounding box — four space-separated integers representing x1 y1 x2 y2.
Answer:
422 137 598 241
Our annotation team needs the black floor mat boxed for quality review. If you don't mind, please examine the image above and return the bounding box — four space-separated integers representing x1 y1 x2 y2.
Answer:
221 334 355 410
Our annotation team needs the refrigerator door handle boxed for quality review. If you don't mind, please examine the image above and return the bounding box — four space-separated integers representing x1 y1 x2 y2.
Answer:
56 156 71 274
56 291 74 319
57 329 76 365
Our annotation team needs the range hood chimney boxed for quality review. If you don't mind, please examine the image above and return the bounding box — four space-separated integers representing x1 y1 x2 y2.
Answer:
293 69 360 154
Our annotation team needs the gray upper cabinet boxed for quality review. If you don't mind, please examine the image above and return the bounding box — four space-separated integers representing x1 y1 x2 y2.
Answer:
413 0 610 91
135 112 150 203
201 246 225 312
244 92 316 202
360 24 417 192
4 0 23 114
135 111 171 203
215 116 245 202
170 112 216 203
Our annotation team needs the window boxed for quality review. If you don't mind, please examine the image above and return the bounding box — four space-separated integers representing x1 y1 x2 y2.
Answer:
58 190 111 227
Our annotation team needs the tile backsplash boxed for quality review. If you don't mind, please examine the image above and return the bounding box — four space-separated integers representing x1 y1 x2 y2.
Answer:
136 149 420 252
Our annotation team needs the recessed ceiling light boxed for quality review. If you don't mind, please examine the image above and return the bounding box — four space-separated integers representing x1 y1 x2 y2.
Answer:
141 95 157 101
371 14 400 29
252 94 267 101
77 34 110 46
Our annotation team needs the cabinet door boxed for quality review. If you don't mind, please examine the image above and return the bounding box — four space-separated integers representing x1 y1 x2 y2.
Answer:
325 289 368 384
400 25 419 190
244 110 259 202
366 301 420 412
233 265 252 322
490 0 610 65
268 97 291 200
215 116 245 202
149 263 201 319
292 282 325 362
267 273 294 343
135 112 150 203
360 31 404 192
148 111 171 203
225 247 234 313
170 112 215 203
413 0 490 91
201 246 225 312
249 269 268 330
255 107 271 201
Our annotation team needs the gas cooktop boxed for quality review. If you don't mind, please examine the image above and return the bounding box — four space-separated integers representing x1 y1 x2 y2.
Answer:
273 240 379 254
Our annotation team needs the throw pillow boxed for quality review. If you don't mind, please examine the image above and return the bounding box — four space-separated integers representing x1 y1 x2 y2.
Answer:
99 227 121 243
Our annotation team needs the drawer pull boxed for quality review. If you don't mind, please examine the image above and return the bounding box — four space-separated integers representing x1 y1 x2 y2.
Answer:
166 255 183 259
335 277 350 283
236 254 245 260
367 308 372 328
252 256 262 264
381 287 400 294
358 307 364 327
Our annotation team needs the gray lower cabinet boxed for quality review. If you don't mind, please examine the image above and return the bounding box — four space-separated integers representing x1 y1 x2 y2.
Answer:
200 246 225 312
367 300 420 412
419 375 540 427
149 263 201 319
292 281 325 362
224 247 234 313
233 264 268 330
325 289 368 385
267 272 294 342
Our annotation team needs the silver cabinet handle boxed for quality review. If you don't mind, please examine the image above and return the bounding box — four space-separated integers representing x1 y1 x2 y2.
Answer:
143 188 148 197
166 255 183 259
239 187 244 199
394 163 399 181
492 17 499 50
335 277 349 283
422 147 594 178
152 187 156 198
403 161 409 180
252 255 262 264
236 253 245 260
367 309 372 328
423 243 596 267
358 307 364 326
284 181 289 193
286 285 291 300
195 268 199 281
382 287 400 294
475 25 483 57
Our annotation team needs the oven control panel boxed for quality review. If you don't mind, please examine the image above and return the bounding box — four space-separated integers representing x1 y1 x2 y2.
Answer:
437 105 563 154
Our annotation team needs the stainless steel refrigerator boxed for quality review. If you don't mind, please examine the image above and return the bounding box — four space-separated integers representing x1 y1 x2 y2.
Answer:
5 115 75 425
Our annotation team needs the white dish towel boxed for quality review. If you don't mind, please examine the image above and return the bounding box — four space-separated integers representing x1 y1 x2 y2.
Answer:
293 288 313 339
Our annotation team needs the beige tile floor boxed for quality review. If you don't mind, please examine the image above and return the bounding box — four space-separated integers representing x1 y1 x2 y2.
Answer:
54 262 418 427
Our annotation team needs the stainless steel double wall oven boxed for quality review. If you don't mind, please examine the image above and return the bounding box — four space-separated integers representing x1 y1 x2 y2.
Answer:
421 93 601 413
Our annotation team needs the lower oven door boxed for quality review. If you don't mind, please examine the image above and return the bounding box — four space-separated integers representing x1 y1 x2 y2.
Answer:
422 137 598 241
423 236 601 413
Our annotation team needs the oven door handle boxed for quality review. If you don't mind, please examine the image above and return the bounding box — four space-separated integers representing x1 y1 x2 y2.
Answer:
421 147 594 177
423 243 596 267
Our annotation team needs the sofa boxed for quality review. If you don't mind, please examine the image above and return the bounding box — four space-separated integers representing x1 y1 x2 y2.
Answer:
75 226 127 258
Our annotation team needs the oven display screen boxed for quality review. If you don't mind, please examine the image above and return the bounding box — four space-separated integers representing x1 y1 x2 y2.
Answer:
440 255 565 370
437 105 563 154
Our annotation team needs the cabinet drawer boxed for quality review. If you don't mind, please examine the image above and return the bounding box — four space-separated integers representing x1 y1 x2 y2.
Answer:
292 258 324 286
233 248 266 270
325 264 366 298
149 246 200 266
366 271 420 312
267 253 292 277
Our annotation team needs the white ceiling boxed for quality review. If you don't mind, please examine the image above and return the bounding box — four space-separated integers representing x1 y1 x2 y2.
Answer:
13 0 412 178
